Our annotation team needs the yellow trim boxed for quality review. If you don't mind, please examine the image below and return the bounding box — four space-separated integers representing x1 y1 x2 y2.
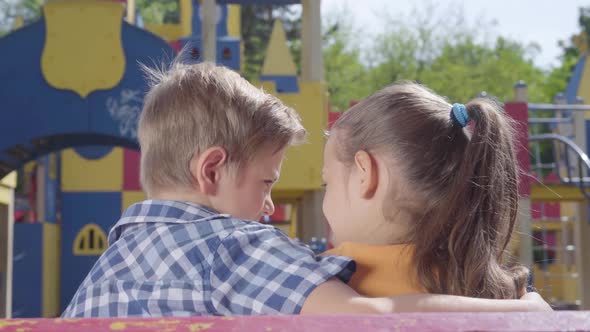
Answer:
73 224 108 256
122 191 146 213
0 172 16 205
530 184 586 201
180 0 193 38
24 161 36 174
577 52 590 118
289 200 298 238
0 187 12 205
531 221 574 232
271 82 327 190
0 172 17 189
126 0 135 24
48 154 57 180
272 190 306 201
143 23 185 42
560 201 577 216
61 147 123 192
532 264 579 303
12 16 24 30
261 20 297 76
42 223 60 317
227 5 241 38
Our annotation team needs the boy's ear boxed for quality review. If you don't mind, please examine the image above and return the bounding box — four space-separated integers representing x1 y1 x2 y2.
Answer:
190 147 228 195
354 150 378 199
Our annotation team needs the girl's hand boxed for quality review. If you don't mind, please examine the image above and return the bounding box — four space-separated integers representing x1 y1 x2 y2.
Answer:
520 292 553 311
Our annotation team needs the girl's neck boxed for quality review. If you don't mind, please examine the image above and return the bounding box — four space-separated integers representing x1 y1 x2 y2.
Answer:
367 208 413 246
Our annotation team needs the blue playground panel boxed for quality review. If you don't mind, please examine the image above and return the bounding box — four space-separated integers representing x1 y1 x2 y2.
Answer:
0 19 173 175
12 224 43 317
179 37 241 71
60 192 122 312
565 55 586 104
260 75 299 93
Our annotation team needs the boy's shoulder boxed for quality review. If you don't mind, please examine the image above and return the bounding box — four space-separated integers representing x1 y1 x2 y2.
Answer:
108 200 296 261
108 199 290 250
64 200 355 317
83 199 299 288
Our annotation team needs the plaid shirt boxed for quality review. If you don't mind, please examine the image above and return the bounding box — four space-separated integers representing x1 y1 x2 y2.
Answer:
62 200 354 317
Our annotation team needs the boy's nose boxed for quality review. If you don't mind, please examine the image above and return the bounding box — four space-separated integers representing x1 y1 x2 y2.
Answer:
263 197 275 216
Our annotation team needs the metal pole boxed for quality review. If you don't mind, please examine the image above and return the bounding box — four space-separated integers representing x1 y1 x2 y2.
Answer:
301 0 323 82
202 0 217 63
513 81 534 269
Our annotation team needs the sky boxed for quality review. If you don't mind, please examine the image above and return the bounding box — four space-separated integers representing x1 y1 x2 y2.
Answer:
322 0 588 69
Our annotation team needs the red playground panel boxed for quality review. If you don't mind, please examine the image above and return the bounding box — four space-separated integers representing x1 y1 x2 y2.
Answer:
328 112 341 129
0 312 589 332
504 101 531 197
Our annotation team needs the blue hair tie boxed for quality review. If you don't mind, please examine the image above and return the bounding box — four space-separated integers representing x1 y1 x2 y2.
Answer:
450 103 469 128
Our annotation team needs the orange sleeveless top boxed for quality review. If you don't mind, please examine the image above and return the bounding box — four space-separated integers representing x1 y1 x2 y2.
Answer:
325 242 426 297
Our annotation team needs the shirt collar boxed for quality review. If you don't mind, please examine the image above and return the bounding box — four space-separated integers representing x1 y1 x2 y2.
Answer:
108 200 229 245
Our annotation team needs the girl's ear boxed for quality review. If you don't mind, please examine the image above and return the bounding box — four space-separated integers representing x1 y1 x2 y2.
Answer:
189 147 227 195
354 150 378 199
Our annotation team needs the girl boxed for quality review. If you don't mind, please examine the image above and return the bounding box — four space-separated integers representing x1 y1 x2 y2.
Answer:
322 82 529 299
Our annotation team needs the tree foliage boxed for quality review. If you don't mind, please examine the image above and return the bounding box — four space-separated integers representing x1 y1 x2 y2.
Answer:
136 0 180 24
0 0 43 35
0 0 579 108
360 5 547 104
322 13 371 111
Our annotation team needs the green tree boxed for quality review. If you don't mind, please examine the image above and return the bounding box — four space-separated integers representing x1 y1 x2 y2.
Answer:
0 0 43 35
363 3 549 103
423 37 546 103
322 13 370 111
136 0 179 24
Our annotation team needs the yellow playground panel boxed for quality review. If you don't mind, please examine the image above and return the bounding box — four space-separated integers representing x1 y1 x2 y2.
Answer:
530 199 579 305
529 167 588 307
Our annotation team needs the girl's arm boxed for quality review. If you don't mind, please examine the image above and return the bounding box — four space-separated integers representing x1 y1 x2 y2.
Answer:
301 279 552 314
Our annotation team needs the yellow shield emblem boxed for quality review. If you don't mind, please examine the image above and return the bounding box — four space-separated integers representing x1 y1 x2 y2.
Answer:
41 0 126 98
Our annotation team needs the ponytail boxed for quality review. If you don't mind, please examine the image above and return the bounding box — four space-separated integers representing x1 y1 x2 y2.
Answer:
333 83 528 299
413 99 528 298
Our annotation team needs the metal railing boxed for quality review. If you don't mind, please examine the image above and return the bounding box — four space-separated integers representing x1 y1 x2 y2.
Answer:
529 134 590 199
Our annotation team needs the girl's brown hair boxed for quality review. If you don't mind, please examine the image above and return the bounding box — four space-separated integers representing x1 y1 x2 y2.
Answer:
332 82 528 299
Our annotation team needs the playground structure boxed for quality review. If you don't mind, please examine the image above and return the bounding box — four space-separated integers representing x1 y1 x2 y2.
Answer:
0 0 589 321
503 49 590 309
505 86 590 310
0 0 327 317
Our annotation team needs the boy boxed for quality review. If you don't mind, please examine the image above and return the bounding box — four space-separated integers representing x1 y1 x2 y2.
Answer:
62 62 549 317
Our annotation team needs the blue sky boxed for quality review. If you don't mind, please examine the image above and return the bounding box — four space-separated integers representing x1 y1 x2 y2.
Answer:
322 0 587 69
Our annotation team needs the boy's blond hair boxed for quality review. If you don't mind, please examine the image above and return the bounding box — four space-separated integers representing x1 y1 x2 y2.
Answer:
138 61 306 194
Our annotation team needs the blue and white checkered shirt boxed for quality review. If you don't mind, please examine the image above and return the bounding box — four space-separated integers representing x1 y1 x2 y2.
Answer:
62 200 354 317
